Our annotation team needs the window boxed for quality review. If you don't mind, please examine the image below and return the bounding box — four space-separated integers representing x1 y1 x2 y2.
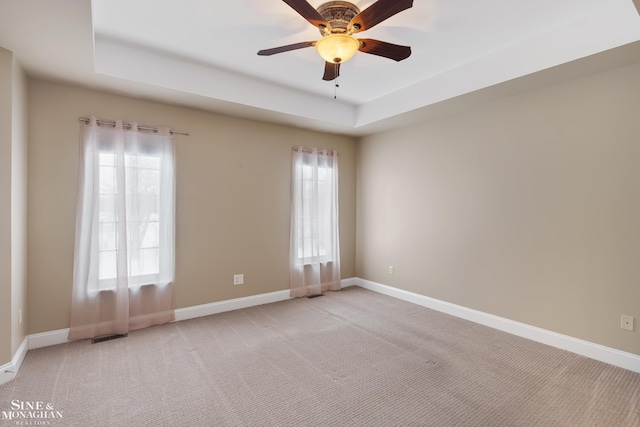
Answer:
98 151 164 289
289 147 341 297
294 161 335 264
77 119 175 293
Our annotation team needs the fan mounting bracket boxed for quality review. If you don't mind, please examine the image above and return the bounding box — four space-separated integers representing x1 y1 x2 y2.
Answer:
317 1 361 34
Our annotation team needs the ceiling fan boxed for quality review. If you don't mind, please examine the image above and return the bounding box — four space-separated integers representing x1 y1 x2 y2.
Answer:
258 0 413 81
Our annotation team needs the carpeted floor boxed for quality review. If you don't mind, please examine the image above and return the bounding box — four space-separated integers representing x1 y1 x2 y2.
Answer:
1 286 639 426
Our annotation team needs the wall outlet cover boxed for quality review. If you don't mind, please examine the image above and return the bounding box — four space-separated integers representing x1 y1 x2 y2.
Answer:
621 314 634 332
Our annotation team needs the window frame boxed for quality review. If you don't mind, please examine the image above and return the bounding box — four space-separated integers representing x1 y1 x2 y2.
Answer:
87 128 174 293
292 153 337 266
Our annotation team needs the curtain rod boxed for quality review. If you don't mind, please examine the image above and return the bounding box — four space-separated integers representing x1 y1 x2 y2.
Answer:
79 117 189 136
293 147 339 155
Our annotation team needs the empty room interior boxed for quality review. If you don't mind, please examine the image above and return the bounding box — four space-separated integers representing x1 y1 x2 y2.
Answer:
1 0 640 425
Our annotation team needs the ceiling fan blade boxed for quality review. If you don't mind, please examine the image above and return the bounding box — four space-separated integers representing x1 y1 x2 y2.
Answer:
257 41 316 56
283 0 332 31
348 0 413 33
322 62 340 81
358 39 411 61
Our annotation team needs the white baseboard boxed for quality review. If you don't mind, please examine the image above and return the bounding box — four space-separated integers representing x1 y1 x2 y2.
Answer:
341 277 357 288
356 278 640 374
26 292 297 349
174 289 292 322
0 337 28 386
175 278 357 322
24 278 356 351
0 368 13 386
28 329 72 350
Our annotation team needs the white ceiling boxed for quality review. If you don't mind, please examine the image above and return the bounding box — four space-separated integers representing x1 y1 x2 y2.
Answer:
1 0 640 135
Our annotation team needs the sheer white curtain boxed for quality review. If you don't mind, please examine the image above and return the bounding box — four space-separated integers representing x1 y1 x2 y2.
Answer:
290 147 341 297
69 116 175 340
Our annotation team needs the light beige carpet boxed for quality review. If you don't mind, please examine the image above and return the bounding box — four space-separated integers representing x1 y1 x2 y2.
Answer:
1 286 639 426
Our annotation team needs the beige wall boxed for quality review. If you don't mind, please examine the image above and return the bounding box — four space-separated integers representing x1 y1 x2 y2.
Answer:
27 80 356 334
0 48 12 365
11 54 27 354
0 47 28 366
357 61 640 356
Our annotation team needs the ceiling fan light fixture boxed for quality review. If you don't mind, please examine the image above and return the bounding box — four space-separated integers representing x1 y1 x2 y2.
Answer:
315 33 359 64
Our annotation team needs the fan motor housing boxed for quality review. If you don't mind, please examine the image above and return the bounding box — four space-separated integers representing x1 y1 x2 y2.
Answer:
317 1 361 34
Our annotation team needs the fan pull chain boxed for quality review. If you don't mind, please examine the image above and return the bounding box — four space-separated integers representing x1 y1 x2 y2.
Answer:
334 77 340 99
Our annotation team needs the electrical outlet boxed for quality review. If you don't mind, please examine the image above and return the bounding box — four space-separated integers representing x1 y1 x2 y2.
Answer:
388 266 394 275
621 314 634 332
18 309 22 326
233 274 244 285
